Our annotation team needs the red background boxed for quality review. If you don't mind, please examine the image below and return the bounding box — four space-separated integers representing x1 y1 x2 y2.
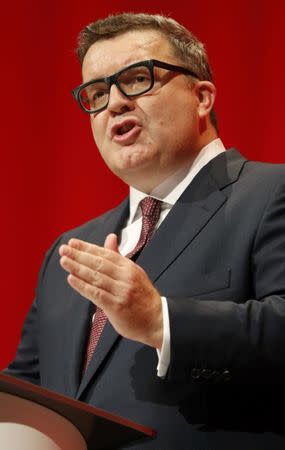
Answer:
1 0 285 369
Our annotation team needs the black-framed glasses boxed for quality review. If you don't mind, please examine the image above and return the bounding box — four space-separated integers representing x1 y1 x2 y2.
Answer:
72 59 199 114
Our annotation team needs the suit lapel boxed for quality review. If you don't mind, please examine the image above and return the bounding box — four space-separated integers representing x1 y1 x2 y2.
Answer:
63 198 129 398
76 320 120 399
137 148 247 283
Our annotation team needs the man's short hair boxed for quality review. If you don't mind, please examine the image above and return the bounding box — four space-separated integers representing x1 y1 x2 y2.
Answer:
76 12 218 130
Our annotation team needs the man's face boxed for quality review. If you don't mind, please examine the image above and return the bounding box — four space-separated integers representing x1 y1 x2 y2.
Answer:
82 30 204 191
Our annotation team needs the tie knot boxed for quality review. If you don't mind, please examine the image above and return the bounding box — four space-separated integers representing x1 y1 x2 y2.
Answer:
140 196 162 219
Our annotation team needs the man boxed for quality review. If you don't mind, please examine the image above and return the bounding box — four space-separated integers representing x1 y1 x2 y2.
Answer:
5 12 285 450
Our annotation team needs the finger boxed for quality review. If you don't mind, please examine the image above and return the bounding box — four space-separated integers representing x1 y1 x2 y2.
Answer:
59 244 122 280
67 274 114 308
104 233 119 253
60 255 122 295
67 238 122 264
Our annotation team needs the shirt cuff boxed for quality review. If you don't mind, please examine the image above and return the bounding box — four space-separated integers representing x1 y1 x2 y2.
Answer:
156 296 171 377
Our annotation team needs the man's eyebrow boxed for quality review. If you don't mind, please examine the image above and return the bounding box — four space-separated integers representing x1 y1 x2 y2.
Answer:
86 58 144 82
82 73 106 85
87 72 106 81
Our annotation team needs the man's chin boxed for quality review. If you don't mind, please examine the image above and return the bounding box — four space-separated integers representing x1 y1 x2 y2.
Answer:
111 146 153 171
109 160 155 187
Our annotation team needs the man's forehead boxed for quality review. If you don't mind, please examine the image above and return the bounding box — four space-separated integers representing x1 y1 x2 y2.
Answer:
82 30 173 81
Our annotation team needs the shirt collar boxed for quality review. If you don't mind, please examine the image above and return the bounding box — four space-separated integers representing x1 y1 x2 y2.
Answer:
128 138 226 224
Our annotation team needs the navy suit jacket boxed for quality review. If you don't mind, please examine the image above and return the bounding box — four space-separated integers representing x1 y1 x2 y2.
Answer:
5 149 285 449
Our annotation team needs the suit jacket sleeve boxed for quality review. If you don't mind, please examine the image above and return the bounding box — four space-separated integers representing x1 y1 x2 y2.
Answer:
3 235 63 384
167 177 285 383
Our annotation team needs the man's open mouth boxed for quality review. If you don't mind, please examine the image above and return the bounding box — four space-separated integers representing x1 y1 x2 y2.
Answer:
111 120 140 138
117 123 135 135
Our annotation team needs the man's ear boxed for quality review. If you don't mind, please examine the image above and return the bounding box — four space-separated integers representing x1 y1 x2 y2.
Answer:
194 81 216 119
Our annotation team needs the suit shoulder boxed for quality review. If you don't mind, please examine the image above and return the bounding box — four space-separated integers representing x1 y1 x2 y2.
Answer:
240 159 285 190
63 201 128 240
36 199 128 281
64 210 111 237
243 159 285 174
44 198 128 256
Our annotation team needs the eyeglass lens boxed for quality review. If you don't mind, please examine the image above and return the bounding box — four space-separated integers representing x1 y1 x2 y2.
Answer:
79 65 152 112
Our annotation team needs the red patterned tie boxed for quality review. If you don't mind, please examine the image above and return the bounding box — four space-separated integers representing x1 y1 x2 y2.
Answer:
83 197 162 372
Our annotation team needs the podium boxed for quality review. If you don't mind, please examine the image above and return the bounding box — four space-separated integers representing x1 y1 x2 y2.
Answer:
0 372 155 449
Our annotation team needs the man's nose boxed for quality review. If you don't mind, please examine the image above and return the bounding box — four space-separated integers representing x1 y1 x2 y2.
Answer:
107 84 135 114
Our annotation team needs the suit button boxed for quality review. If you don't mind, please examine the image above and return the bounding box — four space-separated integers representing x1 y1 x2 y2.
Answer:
201 369 213 379
222 369 232 381
212 370 221 381
191 368 202 379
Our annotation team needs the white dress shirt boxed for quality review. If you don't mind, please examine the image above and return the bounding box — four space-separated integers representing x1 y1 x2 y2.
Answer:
118 138 226 376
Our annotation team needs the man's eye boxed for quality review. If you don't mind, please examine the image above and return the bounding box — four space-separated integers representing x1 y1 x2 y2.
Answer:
135 75 148 83
94 91 107 99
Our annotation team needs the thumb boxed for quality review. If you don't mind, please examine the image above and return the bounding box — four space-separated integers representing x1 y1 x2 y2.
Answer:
104 233 119 253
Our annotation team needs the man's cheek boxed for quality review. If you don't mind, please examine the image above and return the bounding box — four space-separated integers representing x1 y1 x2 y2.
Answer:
91 124 102 146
